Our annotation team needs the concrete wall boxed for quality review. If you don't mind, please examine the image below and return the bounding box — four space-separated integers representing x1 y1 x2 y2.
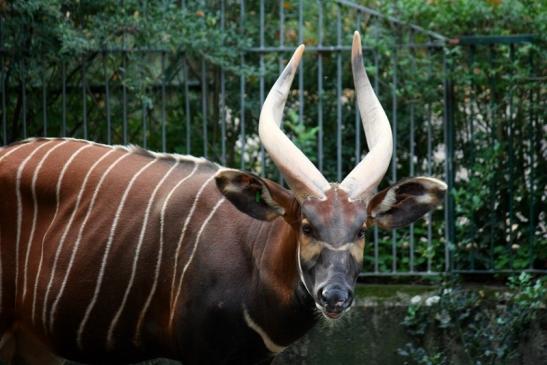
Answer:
273 285 547 365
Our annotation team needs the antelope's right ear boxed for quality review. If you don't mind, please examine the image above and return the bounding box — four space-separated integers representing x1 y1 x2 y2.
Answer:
366 177 447 229
215 169 295 221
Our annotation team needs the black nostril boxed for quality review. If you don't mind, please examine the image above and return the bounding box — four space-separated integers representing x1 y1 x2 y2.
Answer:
320 286 353 313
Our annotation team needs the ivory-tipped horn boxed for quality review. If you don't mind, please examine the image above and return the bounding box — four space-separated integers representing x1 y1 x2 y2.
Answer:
259 45 330 202
340 31 393 201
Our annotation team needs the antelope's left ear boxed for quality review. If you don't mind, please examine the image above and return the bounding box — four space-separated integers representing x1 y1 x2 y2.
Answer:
215 169 294 221
367 177 447 229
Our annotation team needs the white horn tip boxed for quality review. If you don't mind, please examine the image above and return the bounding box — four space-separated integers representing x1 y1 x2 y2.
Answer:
352 31 362 58
294 44 305 59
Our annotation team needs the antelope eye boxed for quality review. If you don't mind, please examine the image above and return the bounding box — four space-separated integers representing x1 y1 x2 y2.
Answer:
302 224 313 235
357 228 366 239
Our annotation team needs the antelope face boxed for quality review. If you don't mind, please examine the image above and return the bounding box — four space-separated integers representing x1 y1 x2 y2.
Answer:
296 188 366 319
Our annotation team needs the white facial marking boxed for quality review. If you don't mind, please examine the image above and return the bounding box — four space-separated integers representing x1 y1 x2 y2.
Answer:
320 241 355 252
243 306 286 353
296 243 313 296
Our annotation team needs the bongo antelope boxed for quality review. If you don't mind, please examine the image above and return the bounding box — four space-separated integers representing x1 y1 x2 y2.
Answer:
0 32 446 364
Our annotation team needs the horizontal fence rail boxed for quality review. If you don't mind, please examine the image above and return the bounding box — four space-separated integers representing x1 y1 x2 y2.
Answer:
1 0 545 276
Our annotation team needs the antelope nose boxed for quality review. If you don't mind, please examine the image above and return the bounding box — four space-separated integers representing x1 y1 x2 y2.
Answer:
318 285 353 314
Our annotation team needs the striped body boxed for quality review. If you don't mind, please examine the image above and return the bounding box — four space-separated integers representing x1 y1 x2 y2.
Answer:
0 138 314 364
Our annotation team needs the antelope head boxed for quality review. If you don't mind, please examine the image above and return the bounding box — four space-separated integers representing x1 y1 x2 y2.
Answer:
216 32 446 319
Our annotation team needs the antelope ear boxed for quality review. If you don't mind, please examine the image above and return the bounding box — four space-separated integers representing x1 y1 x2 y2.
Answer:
215 169 294 221
367 177 447 229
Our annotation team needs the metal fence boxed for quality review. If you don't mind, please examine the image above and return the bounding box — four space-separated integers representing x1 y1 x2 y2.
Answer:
1 0 545 276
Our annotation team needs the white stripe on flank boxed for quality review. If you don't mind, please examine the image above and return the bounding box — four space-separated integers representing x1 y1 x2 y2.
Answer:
31 143 93 324
15 140 55 302
169 197 225 328
243 306 286 353
169 175 216 305
46 148 118 329
106 161 180 349
42 151 127 333
22 141 69 301
77 159 157 350
134 163 199 345
0 142 29 163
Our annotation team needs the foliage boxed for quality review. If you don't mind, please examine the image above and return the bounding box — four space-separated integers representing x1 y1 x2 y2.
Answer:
371 0 547 39
1 0 253 143
1 0 545 273
398 273 546 364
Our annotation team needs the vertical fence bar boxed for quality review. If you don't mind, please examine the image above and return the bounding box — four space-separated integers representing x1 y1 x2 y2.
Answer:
259 0 265 174
391 38 398 273
161 51 167 152
61 62 66 137
426 45 433 273
468 45 476 271
354 13 362 167
277 0 285 184
103 52 112 145
122 53 128 144
372 23 380 271
317 0 324 172
183 57 191 154
42 66 47 136
298 0 304 125
527 51 536 270
336 4 342 181
507 43 515 270
21 63 27 139
239 0 246 170
82 58 88 139
121 0 128 145
220 0 226 165
488 45 496 271
279 0 284 75
142 98 147 149
409 32 416 272
443 48 455 272
201 59 208 158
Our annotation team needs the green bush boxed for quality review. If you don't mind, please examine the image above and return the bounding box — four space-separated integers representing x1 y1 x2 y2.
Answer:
399 273 546 364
